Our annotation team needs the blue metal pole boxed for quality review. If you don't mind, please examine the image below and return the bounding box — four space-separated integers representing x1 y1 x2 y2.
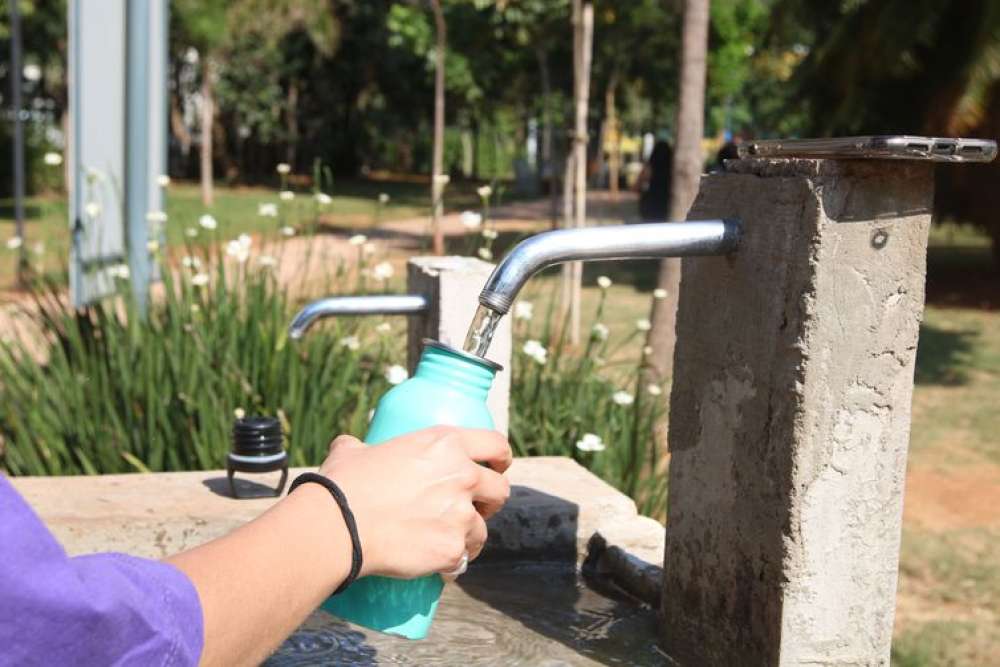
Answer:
125 0 151 313
9 0 27 286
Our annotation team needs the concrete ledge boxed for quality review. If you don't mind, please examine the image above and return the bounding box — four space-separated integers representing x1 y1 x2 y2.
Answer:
9 458 664 581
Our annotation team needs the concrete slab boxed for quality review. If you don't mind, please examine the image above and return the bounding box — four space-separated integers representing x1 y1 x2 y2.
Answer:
9 458 663 581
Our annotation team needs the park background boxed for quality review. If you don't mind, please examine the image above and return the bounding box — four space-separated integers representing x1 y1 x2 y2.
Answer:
2 1 999 664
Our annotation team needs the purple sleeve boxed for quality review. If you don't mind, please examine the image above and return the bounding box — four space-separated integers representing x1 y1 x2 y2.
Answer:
0 476 204 666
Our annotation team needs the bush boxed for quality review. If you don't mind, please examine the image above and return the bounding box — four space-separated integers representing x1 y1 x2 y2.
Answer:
508 286 666 516
0 248 665 514
0 252 397 475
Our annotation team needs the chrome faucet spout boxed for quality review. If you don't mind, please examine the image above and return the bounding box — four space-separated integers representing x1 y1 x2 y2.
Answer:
288 294 429 340
477 220 741 314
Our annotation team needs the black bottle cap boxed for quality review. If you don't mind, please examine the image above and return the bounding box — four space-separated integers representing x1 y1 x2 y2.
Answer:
231 416 284 458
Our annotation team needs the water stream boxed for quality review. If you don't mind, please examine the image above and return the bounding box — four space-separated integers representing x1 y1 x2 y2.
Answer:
463 305 505 359
266 563 667 666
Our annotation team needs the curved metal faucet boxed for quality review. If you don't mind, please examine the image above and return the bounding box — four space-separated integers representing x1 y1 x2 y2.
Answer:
477 220 741 314
288 294 429 340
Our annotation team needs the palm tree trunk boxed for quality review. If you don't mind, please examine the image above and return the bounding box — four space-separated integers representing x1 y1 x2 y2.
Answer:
429 0 447 255
643 0 710 383
200 57 215 207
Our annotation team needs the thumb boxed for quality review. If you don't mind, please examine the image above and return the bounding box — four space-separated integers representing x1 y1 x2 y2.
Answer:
326 434 365 459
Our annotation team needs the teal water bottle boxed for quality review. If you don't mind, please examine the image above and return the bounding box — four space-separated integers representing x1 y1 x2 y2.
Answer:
320 339 500 640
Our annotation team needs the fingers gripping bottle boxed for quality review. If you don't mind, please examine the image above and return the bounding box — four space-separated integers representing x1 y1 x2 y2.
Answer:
320 339 500 640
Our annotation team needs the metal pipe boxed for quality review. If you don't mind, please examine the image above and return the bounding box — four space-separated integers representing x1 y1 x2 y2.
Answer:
478 220 741 314
288 294 429 340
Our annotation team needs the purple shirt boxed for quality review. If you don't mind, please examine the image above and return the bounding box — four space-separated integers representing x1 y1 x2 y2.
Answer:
0 476 203 666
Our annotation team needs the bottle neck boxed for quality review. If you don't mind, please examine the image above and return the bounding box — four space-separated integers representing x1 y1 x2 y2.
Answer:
414 343 497 400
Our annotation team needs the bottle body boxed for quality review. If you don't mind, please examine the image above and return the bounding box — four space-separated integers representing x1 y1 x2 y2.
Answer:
320 341 498 640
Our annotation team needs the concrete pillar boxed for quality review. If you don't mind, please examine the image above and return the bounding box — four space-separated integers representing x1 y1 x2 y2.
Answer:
662 159 934 665
407 256 512 435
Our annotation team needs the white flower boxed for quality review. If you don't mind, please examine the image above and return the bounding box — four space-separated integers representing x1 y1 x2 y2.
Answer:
597 276 612 289
363 242 377 256
433 174 450 186
32 241 44 255
185 227 199 238
191 273 210 287
642 345 653 356
234 407 246 419
477 247 493 261
348 234 368 246
157 174 171 187
372 261 394 281
146 240 160 253
477 185 493 199
279 190 295 201
276 163 291 175
522 339 547 365
43 152 63 166
84 201 101 219
237 233 252 248
612 390 635 406
181 256 201 269
146 210 167 223
198 214 217 230
108 264 130 280
258 255 277 268
315 192 332 205
258 203 278 217
636 318 652 332
375 322 391 334
280 225 295 237
6 237 23 250
378 193 390 204
226 237 251 263
514 301 533 321
340 335 360 351
460 211 482 230
481 228 498 240
575 433 606 453
653 288 667 299
591 322 609 341
384 364 408 385
647 384 663 396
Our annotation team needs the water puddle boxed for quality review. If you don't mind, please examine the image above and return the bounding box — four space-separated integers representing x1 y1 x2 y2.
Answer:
266 562 667 666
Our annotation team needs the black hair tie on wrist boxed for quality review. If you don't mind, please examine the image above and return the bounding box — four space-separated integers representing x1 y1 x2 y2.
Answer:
288 472 363 595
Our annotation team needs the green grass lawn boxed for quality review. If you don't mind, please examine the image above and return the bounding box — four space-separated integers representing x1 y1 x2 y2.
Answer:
0 178 494 293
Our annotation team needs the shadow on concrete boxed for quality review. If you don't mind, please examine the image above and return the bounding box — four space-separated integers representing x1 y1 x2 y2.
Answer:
201 474 285 499
915 322 978 386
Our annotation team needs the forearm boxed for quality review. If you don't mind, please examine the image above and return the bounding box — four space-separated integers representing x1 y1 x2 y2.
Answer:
168 484 350 667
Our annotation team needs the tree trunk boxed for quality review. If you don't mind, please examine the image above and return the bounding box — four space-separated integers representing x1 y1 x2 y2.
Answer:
200 57 215 207
605 71 620 200
644 0 710 383
170 93 192 157
561 0 593 345
536 45 558 227
429 0 447 256
285 79 299 168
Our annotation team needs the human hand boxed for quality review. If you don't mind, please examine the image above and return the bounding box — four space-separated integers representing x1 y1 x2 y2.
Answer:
317 426 512 580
